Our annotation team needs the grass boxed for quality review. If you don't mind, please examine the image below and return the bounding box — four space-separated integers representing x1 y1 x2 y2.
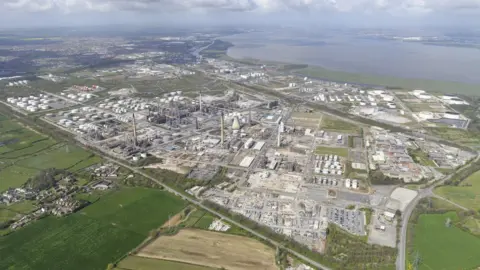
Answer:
0 187 186 270
2 200 36 214
68 155 103 172
326 225 397 270
16 144 94 170
435 171 480 211
320 116 360 134
0 118 100 191
192 213 216 229
462 216 480 236
427 127 480 147
0 165 39 192
116 256 215 270
315 146 349 158
183 209 206 227
408 211 480 270
408 148 437 167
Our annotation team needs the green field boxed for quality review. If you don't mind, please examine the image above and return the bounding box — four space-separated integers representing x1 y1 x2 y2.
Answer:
435 171 480 211
409 212 480 270
0 165 39 192
0 187 187 270
320 116 360 134
427 127 480 147
192 213 216 230
0 117 102 192
116 256 215 270
315 146 349 158
408 148 437 167
16 144 94 170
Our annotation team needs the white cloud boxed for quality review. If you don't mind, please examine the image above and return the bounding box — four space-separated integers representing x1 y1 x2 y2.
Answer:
2 0 480 14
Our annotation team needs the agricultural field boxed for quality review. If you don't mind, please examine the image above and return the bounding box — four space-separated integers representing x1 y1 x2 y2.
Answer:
315 146 349 158
0 115 102 191
435 171 480 211
16 143 94 170
137 228 278 270
320 116 360 134
408 212 480 270
0 165 39 192
116 255 215 270
0 187 186 270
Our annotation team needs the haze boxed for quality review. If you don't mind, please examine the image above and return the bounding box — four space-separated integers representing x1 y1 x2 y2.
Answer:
2 0 480 29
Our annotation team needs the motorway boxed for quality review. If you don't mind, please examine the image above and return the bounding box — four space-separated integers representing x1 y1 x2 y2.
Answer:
396 154 480 270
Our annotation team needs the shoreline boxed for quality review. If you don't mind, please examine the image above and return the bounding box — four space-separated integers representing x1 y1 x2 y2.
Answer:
221 39 480 96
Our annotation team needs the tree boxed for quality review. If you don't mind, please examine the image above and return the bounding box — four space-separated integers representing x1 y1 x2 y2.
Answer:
395 210 402 218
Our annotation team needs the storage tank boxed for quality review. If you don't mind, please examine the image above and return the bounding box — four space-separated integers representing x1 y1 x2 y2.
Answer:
232 116 241 130
418 111 434 120
443 111 461 119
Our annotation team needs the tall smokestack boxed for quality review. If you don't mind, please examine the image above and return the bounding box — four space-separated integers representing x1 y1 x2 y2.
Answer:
248 108 252 126
132 113 138 147
277 121 284 147
199 92 202 112
220 112 224 145
277 126 281 147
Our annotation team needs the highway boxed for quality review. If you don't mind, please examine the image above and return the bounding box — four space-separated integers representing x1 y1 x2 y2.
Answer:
103 155 332 270
396 154 480 270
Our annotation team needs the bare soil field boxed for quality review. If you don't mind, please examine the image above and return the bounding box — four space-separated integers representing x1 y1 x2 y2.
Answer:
137 229 278 270
161 212 183 228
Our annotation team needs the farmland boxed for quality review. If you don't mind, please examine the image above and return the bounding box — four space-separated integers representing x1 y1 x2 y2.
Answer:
435 170 480 211
137 229 278 270
0 187 187 270
116 256 215 270
408 212 480 270
0 115 101 192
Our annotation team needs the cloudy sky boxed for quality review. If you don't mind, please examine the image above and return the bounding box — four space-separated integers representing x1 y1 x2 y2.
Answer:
1 0 480 28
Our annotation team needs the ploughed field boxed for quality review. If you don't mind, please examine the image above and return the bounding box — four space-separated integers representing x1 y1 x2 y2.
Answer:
137 228 278 270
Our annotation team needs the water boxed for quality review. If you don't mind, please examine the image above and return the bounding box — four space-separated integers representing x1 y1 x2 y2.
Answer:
223 31 480 84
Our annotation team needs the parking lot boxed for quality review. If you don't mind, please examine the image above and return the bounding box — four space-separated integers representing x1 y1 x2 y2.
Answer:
327 207 366 235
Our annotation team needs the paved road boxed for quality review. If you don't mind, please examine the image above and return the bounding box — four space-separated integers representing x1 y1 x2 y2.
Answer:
396 154 480 270
104 156 332 270
35 114 331 270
